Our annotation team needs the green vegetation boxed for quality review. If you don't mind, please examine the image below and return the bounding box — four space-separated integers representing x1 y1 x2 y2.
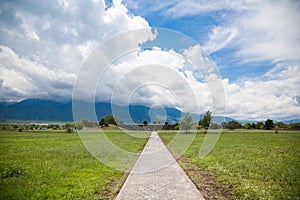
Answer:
199 110 212 131
264 119 275 130
99 115 117 127
225 120 242 130
0 129 148 199
180 112 194 133
159 129 300 199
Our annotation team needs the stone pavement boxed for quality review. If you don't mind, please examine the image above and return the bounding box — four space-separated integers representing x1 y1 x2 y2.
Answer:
115 131 204 200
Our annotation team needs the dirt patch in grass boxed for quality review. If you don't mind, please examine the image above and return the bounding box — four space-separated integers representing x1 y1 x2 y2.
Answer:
178 155 233 200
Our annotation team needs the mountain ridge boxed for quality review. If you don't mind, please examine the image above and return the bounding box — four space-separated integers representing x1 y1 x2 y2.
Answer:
0 99 299 124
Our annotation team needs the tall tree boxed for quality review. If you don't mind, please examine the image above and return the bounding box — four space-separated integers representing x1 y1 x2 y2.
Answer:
264 119 274 130
199 110 212 133
180 112 194 134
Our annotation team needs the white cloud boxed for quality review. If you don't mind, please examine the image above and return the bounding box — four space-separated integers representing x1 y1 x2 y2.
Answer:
27 31 40 41
224 64 300 120
164 0 249 17
85 46 218 115
123 0 248 17
89 42 300 120
0 0 151 101
125 0 300 63
0 45 75 101
203 0 300 63
203 26 238 53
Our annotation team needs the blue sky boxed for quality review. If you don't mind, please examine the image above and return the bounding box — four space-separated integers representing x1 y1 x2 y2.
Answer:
122 0 299 80
0 0 299 120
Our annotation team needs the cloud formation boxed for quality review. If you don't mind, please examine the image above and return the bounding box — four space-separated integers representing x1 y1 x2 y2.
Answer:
0 0 299 120
124 0 300 63
203 0 300 64
0 0 150 101
224 63 300 120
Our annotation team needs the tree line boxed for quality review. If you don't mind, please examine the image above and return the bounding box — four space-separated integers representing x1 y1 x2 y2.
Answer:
2 112 298 133
93 113 300 132
180 111 300 133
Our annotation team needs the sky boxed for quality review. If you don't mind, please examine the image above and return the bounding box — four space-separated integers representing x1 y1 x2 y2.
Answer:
0 0 299 121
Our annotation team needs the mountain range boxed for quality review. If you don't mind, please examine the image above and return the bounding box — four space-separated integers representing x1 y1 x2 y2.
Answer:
0 99 299 124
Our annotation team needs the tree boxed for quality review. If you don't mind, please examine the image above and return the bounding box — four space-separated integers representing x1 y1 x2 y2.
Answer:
251 123 257 129
106 115 117 125
99 115 117 127
180 112 194 134
221 122 227 129
174 122 180 130
264 119 274 130
99 118 108 127
256 122 264 129
199 110 212 133
290 123 300 130
275 121 285 128
243 123 251 129
227 120 242 130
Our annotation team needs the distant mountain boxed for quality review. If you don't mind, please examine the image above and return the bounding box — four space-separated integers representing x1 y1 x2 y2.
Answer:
0 99 189 123
0 99 73 121
0 99 173 123
1 99 298 124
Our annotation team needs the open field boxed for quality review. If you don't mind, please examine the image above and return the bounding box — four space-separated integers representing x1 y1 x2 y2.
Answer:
0 129 149 200
159 129 300 199
1 128 299 199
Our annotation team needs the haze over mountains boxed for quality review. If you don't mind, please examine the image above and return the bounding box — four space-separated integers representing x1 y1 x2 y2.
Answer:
0 99 298 124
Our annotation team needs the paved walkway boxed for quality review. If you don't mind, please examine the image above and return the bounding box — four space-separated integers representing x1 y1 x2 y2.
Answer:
116 131 204 200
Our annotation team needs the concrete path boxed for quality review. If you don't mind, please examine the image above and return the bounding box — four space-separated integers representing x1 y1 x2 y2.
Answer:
115 131 204 200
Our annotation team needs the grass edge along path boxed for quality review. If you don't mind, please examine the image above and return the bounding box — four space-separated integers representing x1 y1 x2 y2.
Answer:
159 130 300 200
0 130 149 200
178 155 233 200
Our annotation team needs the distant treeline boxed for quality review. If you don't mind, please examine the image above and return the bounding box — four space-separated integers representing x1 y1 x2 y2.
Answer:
1 115 299 133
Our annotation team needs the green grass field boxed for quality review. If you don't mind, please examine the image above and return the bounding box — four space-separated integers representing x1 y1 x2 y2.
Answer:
159 130 300 199
0 129 148 200
1 128 299 199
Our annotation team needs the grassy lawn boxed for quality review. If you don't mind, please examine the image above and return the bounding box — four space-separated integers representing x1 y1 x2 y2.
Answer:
159 130 300 200
0 129 148 200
